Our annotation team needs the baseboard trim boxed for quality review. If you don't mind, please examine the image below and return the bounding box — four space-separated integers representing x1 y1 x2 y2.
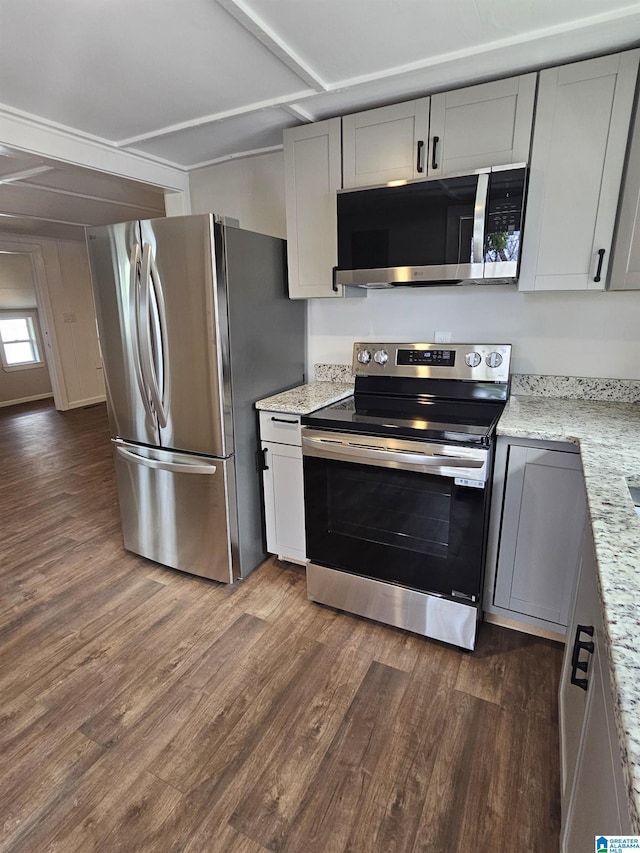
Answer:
484 612 566 643
0 392 54 408
66 395 107 410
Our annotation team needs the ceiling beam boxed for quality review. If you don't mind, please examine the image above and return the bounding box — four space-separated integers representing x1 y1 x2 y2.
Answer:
0 166 54 185
215 0 328 92
0 106 190 191
116 90 313 147
282 103 315 123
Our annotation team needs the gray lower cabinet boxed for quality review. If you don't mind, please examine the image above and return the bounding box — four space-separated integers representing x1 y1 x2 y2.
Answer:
259 411 307 564
559 527 631 849
484 437 587 633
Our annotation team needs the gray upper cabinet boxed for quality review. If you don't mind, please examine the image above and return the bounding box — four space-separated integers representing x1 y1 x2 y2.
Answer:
284 118 343 299
342 98 431 188
428 75 536 176
519 51 640 292
610 93 640 289
342 73 536 188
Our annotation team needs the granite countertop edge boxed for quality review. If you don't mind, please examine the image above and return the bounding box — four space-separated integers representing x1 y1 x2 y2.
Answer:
499 394 640 830
255 380 354 416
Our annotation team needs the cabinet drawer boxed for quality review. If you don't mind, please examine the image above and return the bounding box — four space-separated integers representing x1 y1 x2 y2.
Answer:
259 411 302 446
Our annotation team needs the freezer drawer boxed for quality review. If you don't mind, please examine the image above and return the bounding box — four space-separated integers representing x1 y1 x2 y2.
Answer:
112 439 235 583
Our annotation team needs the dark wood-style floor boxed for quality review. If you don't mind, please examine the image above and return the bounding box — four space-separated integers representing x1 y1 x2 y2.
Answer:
0 400 562 852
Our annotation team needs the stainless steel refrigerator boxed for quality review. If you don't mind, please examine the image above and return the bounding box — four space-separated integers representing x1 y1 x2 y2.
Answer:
86 214 305 583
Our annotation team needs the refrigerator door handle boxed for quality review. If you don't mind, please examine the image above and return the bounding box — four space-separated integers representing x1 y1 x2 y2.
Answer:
140 243 169 428
115 443 218 475
128 242 154 420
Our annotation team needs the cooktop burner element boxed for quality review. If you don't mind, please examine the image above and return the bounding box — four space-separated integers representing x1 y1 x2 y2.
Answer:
303 342 512 446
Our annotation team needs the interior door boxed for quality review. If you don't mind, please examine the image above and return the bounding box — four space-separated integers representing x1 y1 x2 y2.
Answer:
139 215 227 457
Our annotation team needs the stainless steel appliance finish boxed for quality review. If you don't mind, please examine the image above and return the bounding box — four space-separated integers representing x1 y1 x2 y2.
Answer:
301 430 489 479
335 165 527 288
306 563 478 650
87 214 305 583
353 342 511 383
113 439 234 581
302 342 511 650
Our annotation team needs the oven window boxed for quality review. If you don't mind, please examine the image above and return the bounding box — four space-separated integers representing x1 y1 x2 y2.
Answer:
327 465 450 559
304 455 488 600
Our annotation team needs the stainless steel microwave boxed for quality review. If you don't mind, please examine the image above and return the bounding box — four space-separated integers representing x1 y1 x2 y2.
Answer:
335 165 527 288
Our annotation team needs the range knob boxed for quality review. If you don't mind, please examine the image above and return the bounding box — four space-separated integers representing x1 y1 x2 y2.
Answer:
485 351 503 368
465 351 482 368
373 349 389 366
357 349 372 365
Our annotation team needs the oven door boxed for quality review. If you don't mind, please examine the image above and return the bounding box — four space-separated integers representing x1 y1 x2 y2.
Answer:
302 429 490 602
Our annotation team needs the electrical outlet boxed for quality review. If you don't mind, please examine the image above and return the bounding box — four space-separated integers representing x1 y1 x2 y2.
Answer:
434 331 451 343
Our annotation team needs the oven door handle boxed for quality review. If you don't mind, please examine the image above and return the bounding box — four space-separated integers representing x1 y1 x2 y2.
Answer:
302 436 485 470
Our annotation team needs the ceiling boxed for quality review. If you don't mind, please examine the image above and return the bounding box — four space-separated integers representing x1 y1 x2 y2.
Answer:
1 0 640 239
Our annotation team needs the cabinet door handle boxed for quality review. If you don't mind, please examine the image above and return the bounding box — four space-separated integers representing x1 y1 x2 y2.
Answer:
594 248 606 282
271 417 298 424
416 140 425 173
431 136 440 171
570 624 594 690
261 447 269 471
332 265 339 293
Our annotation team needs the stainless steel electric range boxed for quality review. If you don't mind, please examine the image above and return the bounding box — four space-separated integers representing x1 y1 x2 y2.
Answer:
301 342 511 650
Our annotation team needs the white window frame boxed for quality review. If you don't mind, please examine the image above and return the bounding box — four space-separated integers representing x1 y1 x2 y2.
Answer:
0 309 46 372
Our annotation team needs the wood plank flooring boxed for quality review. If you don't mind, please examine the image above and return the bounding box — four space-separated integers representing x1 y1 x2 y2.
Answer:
0 400 563 852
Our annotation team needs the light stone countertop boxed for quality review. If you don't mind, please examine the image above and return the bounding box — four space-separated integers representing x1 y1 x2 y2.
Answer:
499 395 640 830
255 380 354 416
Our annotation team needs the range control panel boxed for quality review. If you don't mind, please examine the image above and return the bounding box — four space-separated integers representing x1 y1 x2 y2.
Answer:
352 342 512 383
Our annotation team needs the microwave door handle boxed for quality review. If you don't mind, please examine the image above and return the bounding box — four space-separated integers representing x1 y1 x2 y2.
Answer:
472 173 489 264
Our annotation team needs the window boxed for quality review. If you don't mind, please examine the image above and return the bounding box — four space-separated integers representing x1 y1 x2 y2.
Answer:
0 310 45 371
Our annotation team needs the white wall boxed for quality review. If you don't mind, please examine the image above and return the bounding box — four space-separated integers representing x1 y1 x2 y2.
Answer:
189 152 286 238
189 151 640 380
308 287 640 379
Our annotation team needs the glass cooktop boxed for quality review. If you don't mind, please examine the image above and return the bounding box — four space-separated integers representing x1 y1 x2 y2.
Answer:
302 394 505 445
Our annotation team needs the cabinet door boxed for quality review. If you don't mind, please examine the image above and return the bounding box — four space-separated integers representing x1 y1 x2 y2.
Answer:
610 90 640 289
559 527 632 849
284 118 342 299
262 440 306 563
342 99 430 188
562 640 627 851
559 527 599 812
494 445 586 626
428 73 536 177
519 51 639 292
